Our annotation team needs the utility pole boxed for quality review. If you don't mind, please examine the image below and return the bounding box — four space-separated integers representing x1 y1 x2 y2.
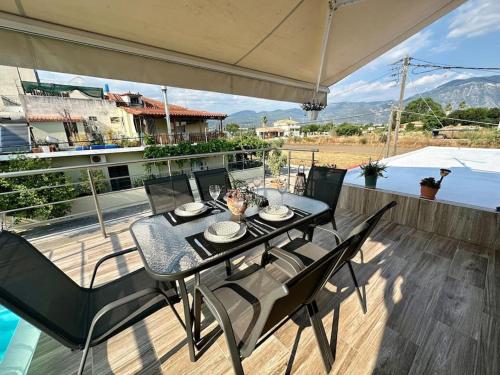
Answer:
385 107 394 157
393 55 409 155
161 86 173 143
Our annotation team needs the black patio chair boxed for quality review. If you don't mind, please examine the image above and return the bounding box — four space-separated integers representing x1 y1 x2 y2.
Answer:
191 200 394 374
303 165 347 231
193 168 232 201
144 174 194 215
269 201 397 315
0 231 181 375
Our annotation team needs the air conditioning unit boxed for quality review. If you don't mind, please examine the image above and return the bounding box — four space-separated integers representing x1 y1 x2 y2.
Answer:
90 154 107 164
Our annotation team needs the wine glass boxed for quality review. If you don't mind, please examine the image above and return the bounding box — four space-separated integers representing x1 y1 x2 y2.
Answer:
277 177 288 205
209 184 221 201
253 177 262 190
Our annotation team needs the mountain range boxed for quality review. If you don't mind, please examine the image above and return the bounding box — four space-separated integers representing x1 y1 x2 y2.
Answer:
223 75 500 126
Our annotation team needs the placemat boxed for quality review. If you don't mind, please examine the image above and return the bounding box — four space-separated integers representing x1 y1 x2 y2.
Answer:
186 228 257 260
163 205 225 226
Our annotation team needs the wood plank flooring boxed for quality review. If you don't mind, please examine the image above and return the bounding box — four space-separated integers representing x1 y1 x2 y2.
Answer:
24 208 499 375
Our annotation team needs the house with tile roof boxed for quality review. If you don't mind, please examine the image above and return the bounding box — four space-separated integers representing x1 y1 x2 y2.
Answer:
106 92 227 143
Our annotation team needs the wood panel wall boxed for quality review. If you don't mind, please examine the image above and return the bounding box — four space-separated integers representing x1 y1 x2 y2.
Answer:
338 184 500 251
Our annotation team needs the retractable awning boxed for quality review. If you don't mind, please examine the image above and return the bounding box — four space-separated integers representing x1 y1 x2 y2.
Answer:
0 0 464 104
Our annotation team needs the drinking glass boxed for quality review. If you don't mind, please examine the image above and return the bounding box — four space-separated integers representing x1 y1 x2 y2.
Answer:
209 184 221 201
277 177 288 205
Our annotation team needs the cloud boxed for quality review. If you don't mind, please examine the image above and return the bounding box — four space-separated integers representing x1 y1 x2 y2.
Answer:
447 0 500 38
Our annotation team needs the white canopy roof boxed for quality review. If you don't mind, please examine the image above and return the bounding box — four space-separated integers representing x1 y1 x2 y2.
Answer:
0 0 464 104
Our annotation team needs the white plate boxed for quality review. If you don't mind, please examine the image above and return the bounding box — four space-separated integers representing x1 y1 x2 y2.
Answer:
204 225 247 243
174 204 208 217
207 221 240 238
259 209 294 222
262 205 289 217
181 202 205 212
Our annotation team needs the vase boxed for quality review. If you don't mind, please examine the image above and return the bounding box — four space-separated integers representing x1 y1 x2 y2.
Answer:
227 197 247 216
364 174 378 189
308 110 319 121
420 186 439 200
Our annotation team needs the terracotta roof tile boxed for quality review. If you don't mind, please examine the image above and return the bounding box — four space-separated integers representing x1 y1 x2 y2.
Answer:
107 93 226 119
28 114 84 122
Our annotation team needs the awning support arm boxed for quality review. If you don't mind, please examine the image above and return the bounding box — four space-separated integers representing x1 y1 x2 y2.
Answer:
313 0 335 101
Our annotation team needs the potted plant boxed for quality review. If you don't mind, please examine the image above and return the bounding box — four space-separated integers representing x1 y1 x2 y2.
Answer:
301 101 326 121
420 168 451 200
267 149 287 188
360 159 387 188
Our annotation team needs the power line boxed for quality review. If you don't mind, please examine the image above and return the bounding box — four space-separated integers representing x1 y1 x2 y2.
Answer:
400 110 499 127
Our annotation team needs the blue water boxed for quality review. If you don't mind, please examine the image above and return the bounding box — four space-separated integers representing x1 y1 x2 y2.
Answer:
0 305 20 363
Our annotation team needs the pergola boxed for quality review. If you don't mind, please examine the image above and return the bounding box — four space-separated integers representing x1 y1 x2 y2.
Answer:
0 0 465 106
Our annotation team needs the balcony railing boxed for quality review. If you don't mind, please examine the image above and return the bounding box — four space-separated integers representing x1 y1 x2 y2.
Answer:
154 131 225 145
0 147 318 237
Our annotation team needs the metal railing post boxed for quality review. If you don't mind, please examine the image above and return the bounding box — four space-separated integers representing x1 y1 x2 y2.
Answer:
311 151 315 167
287 150 291 190
87 169 107 238
262 151 266 188
222 154 225 168
167 160 172 176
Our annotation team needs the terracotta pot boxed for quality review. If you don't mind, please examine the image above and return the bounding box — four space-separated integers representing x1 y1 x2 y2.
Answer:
420 185 439 200
269 179 280 189
227 197 247 216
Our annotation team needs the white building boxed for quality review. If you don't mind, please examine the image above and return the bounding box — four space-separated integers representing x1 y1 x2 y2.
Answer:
273 118 300 136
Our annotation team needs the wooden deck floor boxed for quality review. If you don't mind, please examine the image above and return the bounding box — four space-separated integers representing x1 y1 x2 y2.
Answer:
26 208 499 375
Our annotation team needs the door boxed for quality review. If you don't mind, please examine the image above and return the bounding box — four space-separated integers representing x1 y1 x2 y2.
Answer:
108 165 132 191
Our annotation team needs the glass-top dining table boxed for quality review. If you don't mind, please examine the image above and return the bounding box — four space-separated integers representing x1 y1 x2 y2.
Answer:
129 188 329 361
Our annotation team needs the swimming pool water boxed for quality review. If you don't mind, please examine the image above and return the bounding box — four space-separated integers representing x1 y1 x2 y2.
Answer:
0 305 20 363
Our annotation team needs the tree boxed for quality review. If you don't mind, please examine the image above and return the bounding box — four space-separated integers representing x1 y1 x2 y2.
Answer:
446 107 500 127
225 123 240 135
444 103 452 114
261 116 268 126
400 98 445 130
335 123 362 136
458 101 467 110
0 156 77 220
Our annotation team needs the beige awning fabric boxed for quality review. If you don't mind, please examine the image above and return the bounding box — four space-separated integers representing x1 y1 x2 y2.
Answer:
0 0 464 104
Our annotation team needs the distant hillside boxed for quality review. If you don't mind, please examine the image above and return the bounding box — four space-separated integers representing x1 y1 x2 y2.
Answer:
224 75 500 126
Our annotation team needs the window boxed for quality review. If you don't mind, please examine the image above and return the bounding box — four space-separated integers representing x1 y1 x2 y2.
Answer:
88 116 97 121
108 165 132 191
110 116 121 124
130 97 140 105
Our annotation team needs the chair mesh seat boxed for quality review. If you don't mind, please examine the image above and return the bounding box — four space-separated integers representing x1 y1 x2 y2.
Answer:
211 264 283 349
0 231 170 349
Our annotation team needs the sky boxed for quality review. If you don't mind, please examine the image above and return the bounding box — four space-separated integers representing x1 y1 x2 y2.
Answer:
38 0 500 115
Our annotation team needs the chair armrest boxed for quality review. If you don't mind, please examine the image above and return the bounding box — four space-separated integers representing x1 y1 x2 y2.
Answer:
82 287 164 349
196 284 240 353
308 224 343 245
268 247 305 275
89 247 137 289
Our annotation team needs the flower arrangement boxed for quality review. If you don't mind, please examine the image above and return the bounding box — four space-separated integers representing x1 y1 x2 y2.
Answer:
420 168 451 200
226 177 266 215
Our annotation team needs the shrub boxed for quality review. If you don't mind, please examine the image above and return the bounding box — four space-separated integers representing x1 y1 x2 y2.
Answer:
0 156 76 220
359 137 368 145
335 124 362 136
